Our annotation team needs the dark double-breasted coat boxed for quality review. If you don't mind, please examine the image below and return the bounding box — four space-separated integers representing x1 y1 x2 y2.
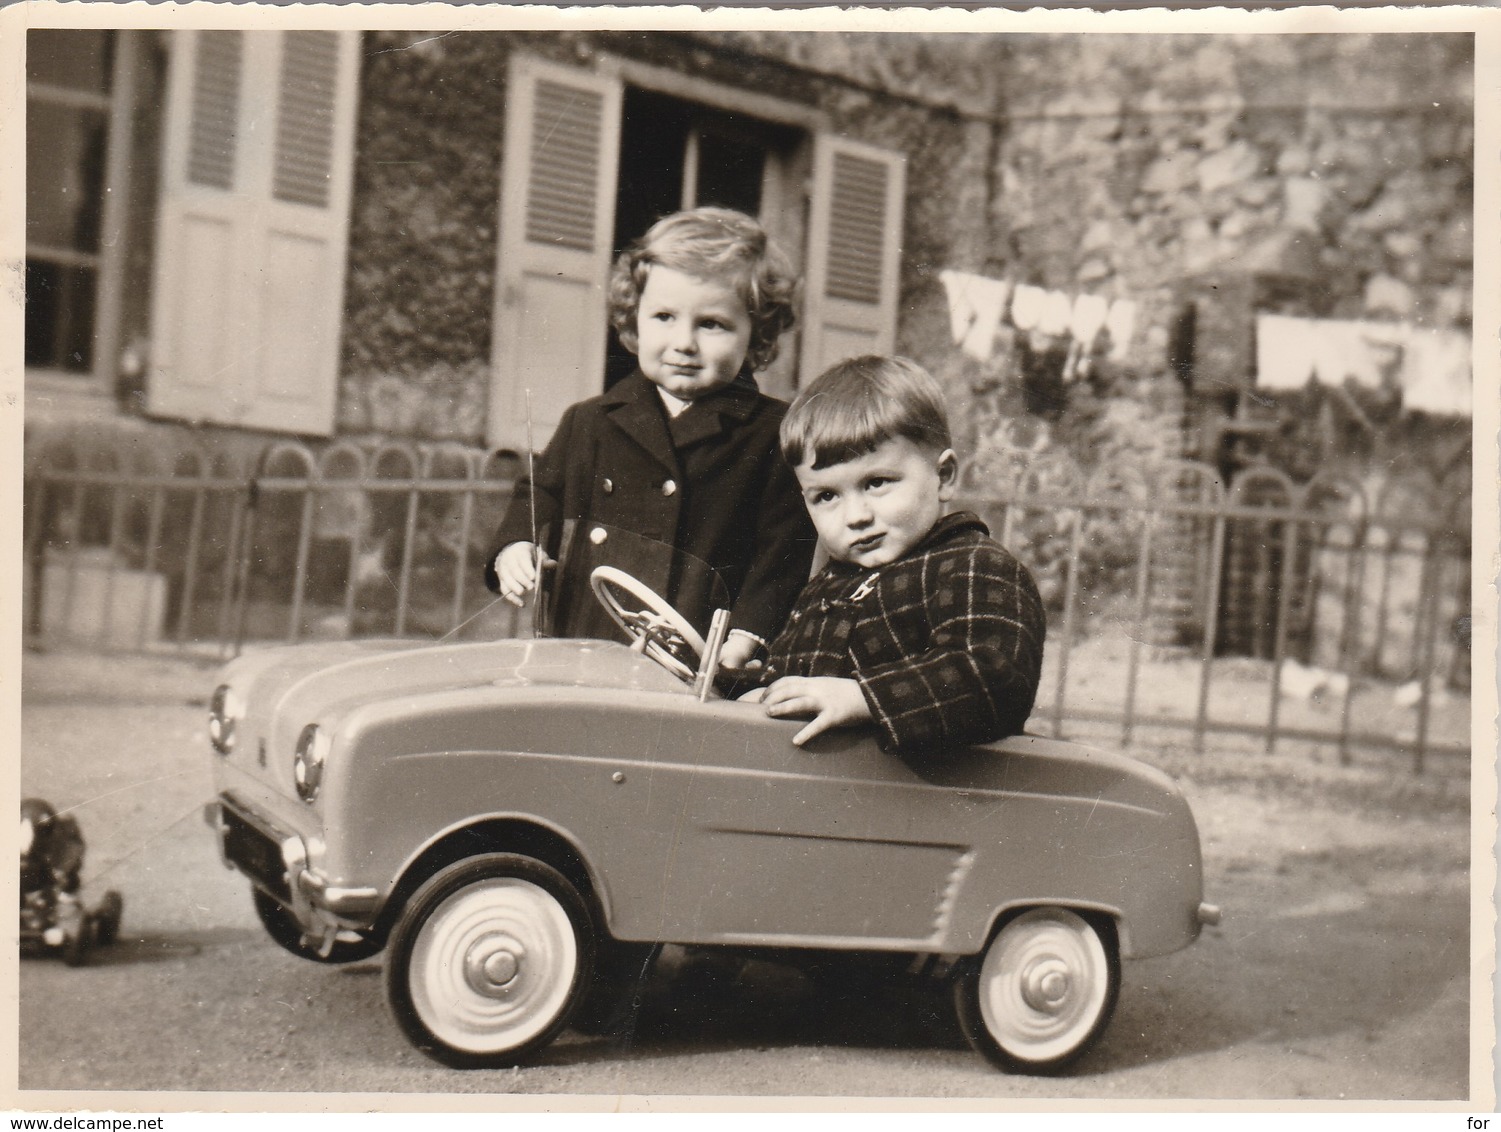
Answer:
486 369 816 644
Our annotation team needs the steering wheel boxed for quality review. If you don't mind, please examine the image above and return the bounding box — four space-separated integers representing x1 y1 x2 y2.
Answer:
590 566 706 683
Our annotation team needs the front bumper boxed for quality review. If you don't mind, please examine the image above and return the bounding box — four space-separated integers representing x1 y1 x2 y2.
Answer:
206 794 380 950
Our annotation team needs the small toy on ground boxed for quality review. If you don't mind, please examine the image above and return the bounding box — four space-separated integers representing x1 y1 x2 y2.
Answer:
20 798 123 966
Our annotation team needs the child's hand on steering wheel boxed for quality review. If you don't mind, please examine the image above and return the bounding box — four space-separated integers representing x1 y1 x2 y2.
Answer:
717 631 763 671
495 542 555 606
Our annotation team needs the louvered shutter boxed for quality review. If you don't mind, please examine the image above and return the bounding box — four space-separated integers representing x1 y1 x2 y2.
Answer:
149 30 359 435
489 57 622 450
800 135 906 384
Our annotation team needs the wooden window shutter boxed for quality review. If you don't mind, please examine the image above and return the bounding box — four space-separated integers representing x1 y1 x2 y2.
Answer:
800 135 906 385
272 30 341 209
149 30 359 436
489 56 622 451
185 30 241 190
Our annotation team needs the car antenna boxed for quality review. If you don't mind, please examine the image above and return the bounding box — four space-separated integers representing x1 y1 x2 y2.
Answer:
525 388 545 638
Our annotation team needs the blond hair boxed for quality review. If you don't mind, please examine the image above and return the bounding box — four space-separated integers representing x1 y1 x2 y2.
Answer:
608 207 800 372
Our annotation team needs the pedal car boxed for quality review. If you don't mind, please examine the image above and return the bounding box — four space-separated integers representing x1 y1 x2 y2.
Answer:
204 527 1217 1072
21 798 124 966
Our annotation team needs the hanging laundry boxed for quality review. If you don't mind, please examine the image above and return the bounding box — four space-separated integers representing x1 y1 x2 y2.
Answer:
1314 320 1388 390
939 269 1144 371
1039 290 1074 338
1256 315 1471 417
1063 295 1110 382
1402 327 1471 416
1010 284 1048 332
1104 299 1138 361
966 277 1012 361
1309 322 1360 388
939 270 1013 361
939 269 977 344
1255 315 1319 390
1070 294 1110 350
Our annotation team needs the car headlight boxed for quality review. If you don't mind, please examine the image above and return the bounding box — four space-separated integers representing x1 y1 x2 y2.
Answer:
294 723 331 803
209 685 245 755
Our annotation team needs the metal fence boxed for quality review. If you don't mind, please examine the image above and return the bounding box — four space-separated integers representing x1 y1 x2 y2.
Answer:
23 435 1470 771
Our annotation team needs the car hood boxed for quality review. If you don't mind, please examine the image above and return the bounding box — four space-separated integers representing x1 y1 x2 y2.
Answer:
220 636 689 716
213 637 690 798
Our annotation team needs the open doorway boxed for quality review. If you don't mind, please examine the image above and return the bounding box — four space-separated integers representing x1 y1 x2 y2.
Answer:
604 85 805 390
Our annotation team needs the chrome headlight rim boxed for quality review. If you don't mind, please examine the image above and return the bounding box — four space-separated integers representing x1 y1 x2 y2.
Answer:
209 685 245 756
294 723 331 803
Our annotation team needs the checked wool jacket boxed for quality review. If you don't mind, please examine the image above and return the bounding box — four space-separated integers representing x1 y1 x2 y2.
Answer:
763 511 1045 753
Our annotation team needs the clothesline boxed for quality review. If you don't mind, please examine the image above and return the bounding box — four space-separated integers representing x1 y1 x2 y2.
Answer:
938 269 1472 418
1255 314 1471 417
939 269 1138 363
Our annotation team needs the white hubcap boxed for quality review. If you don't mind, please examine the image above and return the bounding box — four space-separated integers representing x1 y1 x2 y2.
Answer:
978 908 1110 1063
409 877 577 1055
464 935 523 995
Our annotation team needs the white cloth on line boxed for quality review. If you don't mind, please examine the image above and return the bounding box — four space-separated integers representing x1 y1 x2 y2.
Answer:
1104 299 1137 361
1256 314 1471 416
938 269 1012 361
1402 327 1471 416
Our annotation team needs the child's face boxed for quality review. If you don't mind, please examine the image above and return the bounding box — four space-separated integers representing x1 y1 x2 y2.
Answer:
794 436 958 569
635 265 753 401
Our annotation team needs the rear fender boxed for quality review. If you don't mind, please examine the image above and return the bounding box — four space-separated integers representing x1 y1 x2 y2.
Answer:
976 900 1125 959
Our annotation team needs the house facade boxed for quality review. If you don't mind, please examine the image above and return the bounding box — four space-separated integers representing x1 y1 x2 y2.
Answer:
26 26 1473 482
29 28 1001 457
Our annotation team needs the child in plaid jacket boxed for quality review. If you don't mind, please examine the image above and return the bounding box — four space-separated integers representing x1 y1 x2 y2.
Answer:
746 356 1045 753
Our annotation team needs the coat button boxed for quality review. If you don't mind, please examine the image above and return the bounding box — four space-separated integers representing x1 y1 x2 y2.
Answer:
590 527 608 545
661 479 677 497
602 478 613 494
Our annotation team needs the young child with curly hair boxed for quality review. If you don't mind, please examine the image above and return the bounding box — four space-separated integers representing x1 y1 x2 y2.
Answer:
486 207 815 665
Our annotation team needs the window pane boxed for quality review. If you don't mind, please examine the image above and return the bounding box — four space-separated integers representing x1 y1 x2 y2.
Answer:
27 99 108 253
25 260 97 372
27 29 113 93
695 130 764 217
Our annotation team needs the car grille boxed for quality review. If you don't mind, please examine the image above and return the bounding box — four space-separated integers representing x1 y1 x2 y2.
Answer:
220 797 293 905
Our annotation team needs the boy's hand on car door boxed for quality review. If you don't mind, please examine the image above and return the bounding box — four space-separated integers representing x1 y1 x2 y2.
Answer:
495 542 554 606
761 676 871 746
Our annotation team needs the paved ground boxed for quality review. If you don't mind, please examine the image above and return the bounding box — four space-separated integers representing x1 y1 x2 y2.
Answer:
14 647 1484 1105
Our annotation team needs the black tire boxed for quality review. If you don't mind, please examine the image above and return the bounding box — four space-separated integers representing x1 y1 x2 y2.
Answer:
253 888 384 964
94 890 124 946
953 907 1120 1074
571 939 661 1037
384 853 595 1069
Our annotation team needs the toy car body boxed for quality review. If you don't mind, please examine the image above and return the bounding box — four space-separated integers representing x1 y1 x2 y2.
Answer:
205 564 1217 1072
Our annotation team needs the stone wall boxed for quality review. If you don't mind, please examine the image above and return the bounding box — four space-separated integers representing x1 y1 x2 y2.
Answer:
337 29 988 443
990 34 1471 327
970 32 1472 479
335 30 1473 488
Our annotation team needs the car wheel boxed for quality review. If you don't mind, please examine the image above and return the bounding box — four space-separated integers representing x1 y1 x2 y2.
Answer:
954 907 1120 1074
385 853 594 1068
253 888 383 964
93 890 124 946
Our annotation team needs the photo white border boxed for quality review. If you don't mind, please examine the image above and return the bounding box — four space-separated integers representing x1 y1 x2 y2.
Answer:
2 2 1495 1118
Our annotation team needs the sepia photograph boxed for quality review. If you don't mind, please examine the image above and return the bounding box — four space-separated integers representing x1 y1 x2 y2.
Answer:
6 0 1496 1112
